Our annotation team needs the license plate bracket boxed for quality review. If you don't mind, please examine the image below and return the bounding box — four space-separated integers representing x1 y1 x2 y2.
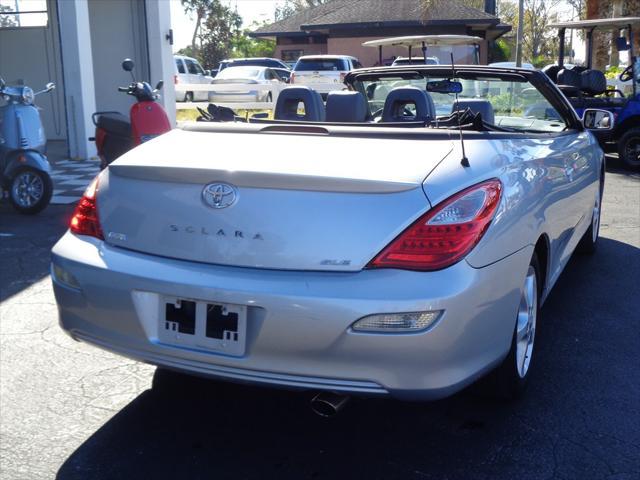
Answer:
158 296 247 356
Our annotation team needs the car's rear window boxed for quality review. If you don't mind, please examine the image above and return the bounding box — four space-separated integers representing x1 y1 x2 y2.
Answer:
216 67 260 79
294 58 348 71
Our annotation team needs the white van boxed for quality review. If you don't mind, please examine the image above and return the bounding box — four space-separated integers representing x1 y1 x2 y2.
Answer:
174 55 214 102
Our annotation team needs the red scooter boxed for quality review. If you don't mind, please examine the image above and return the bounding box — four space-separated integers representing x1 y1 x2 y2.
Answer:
91 59 171 169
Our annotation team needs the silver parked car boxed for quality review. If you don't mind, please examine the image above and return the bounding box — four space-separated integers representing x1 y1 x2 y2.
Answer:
52 66 611 410
208 66 285 103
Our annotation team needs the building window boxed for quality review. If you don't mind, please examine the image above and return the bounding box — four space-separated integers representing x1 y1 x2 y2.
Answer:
282 49 304 62
0 0 48 29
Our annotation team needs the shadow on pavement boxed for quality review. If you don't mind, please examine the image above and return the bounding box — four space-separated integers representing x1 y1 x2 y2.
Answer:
56 238 640 480
605 154 640 178
0 204 74 301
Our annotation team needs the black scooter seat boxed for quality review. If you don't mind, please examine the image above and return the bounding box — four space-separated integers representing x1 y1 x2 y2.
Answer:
97 112 132 138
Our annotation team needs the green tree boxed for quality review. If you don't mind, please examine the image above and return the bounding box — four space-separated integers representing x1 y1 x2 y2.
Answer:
181 0 214 53
180 0 243 68
0 5 18 28
176 46 201 63
275 0 328 21
494 0 561 65
230 22 276 58
199 1 242 68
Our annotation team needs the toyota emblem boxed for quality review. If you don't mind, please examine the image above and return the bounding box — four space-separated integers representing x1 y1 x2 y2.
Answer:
202 182 238 209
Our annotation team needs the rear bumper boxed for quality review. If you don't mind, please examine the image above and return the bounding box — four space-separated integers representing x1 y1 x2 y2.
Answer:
52 232 533 400
208 91 262 103
291 83 345 94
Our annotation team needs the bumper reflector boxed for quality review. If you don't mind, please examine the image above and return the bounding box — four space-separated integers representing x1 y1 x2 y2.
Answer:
351 311 443 333
52 264 81 290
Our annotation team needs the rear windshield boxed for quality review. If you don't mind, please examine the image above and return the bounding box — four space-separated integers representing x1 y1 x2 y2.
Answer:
216 67 260 79
294 58 349 71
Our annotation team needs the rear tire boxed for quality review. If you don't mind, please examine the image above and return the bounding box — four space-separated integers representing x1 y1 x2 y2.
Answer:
480 253 541 400
618 127 640 170
577 169 604 254
9 167 53 215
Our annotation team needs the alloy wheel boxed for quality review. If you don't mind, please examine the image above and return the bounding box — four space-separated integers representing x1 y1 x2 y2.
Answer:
11 171 44 208
516 266 537 378
592 180 602 243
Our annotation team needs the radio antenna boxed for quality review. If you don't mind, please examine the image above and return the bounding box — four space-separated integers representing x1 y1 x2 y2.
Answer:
451 53 469 167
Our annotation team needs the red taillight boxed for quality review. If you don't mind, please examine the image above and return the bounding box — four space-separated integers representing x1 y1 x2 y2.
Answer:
94 127 107 154
290 73 295 84
368 179 502 271
70 177 103 240
174 74 178 85
340 72 346 83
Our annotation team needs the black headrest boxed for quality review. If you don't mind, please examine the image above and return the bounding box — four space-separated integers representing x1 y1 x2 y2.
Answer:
382 86 435 123
541 64 560 83
580 69 607 96
557 68 581 88
274 86 325 122
452 99 495 125
325 91 368 122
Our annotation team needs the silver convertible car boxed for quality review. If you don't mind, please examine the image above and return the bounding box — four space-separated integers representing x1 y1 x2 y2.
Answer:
52 66 611 413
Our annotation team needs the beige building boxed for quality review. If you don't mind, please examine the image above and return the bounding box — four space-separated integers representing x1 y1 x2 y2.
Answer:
252 0 511 67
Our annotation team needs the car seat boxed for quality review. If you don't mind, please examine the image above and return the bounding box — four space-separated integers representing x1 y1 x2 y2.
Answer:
580 69 607 96
274 86 325 121
381 86 435 122
325 91 368 122
451 99 495 124
557 68 582 97
541 64 561 83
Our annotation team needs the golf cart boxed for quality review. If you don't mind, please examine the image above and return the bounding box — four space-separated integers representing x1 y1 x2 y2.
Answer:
547 17 640 169
362 35 482 66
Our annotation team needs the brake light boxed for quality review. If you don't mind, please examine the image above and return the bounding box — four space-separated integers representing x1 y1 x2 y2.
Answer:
174 74 178 85
368 179 502 271
290 73 295 83
70 177 103 240
94 127 107 153
340 72 346 83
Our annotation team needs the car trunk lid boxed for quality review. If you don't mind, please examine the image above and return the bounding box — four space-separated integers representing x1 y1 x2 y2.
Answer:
98 126 453 271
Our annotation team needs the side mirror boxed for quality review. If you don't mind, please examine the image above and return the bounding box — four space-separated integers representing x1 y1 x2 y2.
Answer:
155 80 164 91
583 109 614 130
45 82 55 92
122 58 135 72
615 36 630 52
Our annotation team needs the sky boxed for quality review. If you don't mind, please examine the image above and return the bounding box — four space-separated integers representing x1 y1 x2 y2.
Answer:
170 0 284 52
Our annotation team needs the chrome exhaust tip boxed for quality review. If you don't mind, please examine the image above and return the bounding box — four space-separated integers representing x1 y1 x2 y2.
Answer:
310 391 350 417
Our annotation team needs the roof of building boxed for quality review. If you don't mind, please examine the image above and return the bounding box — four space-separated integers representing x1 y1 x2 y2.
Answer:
253 0 502 37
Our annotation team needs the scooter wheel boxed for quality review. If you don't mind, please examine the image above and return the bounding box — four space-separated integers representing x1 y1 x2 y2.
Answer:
9 167 53 215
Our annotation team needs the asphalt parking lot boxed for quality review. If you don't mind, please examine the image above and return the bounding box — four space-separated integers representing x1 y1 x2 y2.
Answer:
1 158 639 480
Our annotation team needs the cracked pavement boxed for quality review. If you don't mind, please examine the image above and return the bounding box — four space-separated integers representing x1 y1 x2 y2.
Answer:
0 160 638 479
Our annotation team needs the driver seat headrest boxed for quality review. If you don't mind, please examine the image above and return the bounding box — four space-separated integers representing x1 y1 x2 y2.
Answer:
274 86 325 122
381 86 435 122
